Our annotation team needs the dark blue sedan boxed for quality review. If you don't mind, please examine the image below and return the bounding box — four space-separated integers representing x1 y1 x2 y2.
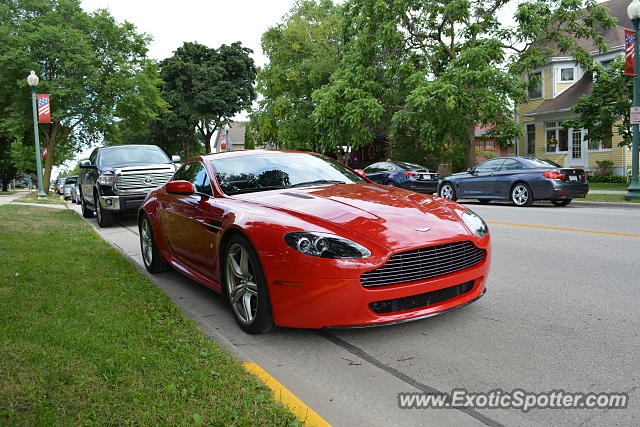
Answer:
364 161 439 194
438 157 589 206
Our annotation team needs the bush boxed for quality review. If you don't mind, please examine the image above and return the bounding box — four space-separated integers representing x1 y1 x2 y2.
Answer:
594 160 614 176
588 174 627 183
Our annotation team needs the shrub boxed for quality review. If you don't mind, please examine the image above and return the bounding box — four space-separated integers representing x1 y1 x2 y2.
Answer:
594 160 614 176
588 174 627 183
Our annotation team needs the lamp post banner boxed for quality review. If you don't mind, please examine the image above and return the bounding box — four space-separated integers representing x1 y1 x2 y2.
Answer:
36 94 51 123
625 30 635 76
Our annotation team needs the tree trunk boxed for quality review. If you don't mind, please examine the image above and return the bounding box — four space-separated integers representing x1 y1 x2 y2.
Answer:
465 124 476 169
182 135 190 161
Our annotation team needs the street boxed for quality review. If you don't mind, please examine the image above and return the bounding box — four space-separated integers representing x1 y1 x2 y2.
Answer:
69 200 640 427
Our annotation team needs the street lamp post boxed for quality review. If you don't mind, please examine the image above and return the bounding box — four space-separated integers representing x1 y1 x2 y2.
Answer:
27 71 47 200
626 0 640 200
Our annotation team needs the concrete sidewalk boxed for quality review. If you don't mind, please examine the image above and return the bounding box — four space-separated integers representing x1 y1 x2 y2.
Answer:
0 191 26 205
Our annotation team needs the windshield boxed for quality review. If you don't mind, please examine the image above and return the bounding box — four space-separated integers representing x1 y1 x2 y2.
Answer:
65 177 77 184
211 152 367 195
523 157 562 168
395 162 427 171
99 146 170 168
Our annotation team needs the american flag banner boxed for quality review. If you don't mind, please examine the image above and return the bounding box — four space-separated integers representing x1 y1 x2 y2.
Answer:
219 132 227 150
625 30 635 77
36 94 51 123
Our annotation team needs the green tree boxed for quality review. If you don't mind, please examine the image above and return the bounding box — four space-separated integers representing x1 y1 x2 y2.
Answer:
312 0 614 168
565 57 631 148
251 0 341 151
160 42 257 155
0 0 166 191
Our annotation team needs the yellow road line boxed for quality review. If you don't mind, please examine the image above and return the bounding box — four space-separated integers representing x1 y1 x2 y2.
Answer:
486 221 640 238
243 362 331 427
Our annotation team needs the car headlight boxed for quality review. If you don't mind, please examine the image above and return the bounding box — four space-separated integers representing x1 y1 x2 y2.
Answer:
461 209 489 238
97 174 116 186
284 231 371 259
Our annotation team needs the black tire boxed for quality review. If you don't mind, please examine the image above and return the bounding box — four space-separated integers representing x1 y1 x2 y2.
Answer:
386 181 395 187
478 199 491 204
223 234 277 334
551 199 572 206
439 182 457 201
95 190 114 227
139 214 169 273
80 190 93 218
510 182 534 207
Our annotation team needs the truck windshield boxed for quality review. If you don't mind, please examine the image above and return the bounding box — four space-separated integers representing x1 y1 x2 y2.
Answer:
100 146 170 168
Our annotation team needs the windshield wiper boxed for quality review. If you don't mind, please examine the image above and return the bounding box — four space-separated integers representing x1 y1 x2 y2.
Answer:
227 186 288 195
290 180 345 188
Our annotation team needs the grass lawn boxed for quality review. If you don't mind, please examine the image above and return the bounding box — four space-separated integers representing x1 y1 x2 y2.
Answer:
13 192 66 205
0 205 299 426
583 193 640 203
587 182 629 191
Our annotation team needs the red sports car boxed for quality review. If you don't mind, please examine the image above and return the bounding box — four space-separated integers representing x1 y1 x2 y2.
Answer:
138 150 491 334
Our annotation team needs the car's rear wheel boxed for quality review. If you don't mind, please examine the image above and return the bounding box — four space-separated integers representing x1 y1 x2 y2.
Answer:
511 183 533 207
139 215 169 273
95 190 114 227
439 183 457 201
386 181 395 187
223 235 277 334
551 199 572 206
80 190 93 218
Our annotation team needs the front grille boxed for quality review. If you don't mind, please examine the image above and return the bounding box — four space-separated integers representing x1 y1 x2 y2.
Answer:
116 170 174 191
369 280 474 314
361 241 485 287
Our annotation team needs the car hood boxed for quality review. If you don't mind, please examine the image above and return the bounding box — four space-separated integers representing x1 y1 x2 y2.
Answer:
233 184 472 251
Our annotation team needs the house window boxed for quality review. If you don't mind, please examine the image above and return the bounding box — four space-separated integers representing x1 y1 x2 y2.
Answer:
587 135 612 151
545 122 568 153
527 72 543 99
560 67 575 82
526 124 536 155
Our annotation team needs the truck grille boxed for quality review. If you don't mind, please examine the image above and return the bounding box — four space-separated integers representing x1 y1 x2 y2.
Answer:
116 170 174 191
361 241 485 287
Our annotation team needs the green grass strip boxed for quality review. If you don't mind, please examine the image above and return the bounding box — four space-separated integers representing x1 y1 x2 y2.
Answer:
0 205 299 426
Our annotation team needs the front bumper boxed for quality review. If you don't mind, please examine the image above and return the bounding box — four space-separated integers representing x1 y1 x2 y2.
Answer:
99 194 147 212
266 251 490 329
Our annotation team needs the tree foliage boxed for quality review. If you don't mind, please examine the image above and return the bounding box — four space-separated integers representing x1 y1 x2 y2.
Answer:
160 42 257 155
303 0 616 168
251 0 342 151
0 0 166 190
565 57 631 147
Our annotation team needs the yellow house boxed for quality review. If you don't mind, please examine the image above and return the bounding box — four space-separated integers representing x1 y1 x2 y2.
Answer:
517 0 632 176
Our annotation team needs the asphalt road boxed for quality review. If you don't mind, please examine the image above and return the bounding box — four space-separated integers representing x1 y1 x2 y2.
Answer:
69 200 640 427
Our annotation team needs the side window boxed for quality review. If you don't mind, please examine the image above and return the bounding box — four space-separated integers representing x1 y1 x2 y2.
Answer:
364 163 382 173
386 164 396 171
89 148 98 165
475 159 504 173
500 159 523 171
173 162 212 196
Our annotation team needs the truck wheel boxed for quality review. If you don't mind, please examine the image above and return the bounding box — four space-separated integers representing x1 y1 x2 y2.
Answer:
80 190 93 218
95 191 114 227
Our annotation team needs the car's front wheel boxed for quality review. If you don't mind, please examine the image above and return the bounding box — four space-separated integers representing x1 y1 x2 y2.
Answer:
80 190 93 218
95 191 114 227
551 199 572 206
439 183 457 201
139 214 169 273
223 235 277 334
511 183 533 207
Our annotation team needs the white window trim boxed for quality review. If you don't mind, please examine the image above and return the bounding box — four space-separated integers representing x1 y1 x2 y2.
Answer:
544 122 569 154
559 66 575 83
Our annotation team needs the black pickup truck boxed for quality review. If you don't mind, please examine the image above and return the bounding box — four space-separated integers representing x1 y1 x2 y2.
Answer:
78 145 179 227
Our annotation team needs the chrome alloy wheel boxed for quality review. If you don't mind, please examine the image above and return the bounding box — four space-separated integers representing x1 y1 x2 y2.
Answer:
511 184 529 206
225 243 259 325
440 184 454 199
140 218 153 267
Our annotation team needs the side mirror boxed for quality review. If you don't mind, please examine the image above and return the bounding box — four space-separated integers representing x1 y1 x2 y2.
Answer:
79 160 94 168
354 169 367 178
166 180 194 195
467 168 475 175
171 155 181 163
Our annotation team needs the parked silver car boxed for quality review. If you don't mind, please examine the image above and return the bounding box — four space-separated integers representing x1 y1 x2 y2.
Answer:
62 176 78 201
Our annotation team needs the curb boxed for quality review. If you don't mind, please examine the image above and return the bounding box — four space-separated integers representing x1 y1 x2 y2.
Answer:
572 201 640 209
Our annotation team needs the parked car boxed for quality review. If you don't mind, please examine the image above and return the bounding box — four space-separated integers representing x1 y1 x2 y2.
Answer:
138 150 490 334
78 145 179 227
70 179 81 204
62 176 78 200
363 161 439 194
55 177 66 195
438 156 589 207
